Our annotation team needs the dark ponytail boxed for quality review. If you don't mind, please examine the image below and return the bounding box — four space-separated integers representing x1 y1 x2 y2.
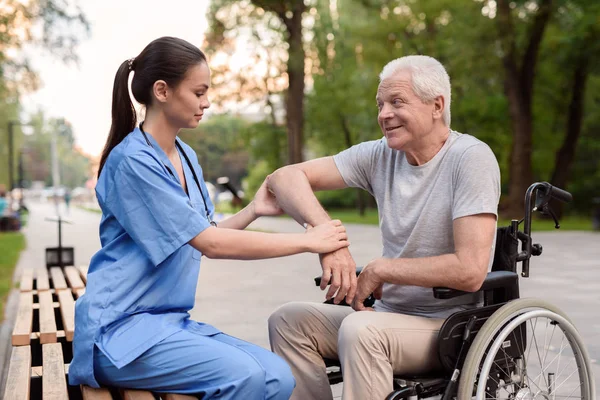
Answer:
98 60 136 177
97 37 207 177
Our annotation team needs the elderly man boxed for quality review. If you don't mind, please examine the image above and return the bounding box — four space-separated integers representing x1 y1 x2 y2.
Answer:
266 55 500 400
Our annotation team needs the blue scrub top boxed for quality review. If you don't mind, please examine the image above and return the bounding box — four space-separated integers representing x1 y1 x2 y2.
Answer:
69 128 219 388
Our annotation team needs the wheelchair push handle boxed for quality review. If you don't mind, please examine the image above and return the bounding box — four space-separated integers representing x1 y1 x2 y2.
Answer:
548 185 573 203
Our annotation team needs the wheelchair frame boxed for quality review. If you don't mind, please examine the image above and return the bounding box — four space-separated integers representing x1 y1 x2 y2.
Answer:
315 182 596 400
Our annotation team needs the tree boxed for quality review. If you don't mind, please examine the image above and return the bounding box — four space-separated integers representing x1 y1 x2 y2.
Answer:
206 0 308 165
0 0 89 188
495 0 554 216
547 1 600 217
19 112 91 189
178 115 250 189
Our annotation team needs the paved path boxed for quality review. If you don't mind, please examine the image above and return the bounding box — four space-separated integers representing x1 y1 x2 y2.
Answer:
2 200 598 395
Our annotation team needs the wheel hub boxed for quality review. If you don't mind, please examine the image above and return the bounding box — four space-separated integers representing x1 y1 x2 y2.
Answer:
514 387 550 400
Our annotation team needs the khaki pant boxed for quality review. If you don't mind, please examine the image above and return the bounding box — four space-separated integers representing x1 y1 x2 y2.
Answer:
268 302 444 400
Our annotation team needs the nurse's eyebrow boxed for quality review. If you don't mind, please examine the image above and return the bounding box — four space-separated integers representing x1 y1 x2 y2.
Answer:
195 84 209 90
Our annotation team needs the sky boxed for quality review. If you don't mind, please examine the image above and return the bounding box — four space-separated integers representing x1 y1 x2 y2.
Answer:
21 0 211 158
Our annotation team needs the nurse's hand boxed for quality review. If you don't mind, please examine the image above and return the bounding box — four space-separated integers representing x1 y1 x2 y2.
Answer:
252 178 284 217
305 220 349 254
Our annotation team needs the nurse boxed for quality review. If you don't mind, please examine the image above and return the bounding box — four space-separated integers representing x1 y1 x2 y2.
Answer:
68 36 349 399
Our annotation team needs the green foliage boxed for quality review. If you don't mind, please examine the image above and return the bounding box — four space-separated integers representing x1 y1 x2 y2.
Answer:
17 112 91 189
316 188 359 209
241 121 287 171
179 115 250 188
0 232 25 318
243 159 272 201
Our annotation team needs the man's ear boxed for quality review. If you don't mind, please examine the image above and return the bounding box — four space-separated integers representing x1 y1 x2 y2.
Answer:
153 80 169 103
432 95 445 120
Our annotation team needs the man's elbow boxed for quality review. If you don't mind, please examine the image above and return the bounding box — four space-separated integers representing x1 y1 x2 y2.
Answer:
268 166 304 190
462 265 488 292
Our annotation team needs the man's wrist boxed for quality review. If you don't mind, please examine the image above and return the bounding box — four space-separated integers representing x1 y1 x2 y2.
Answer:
373 258 390 281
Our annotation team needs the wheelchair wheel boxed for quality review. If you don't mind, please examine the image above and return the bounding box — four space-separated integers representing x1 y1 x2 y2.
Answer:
457 298 595 399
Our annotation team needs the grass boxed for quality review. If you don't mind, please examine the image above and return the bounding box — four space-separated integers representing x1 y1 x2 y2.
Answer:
77 205 101 214
0 232 25 319
217 204 594 231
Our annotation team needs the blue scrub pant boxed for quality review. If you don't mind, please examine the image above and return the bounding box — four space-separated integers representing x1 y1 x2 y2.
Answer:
93 331 295 399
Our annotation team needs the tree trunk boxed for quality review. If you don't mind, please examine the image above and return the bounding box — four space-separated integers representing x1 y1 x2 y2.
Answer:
283 3 306 165
496 0 553 218
549 53 590 218
504 76 533 218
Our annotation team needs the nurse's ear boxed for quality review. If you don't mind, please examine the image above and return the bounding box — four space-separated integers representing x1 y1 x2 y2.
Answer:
152 80 169 103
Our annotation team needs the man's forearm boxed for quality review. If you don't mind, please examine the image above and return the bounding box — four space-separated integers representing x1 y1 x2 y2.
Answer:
267 167 331 226
377 254 487 292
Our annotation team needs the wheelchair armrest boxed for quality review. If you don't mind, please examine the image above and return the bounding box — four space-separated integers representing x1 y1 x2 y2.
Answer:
314 266 363 286
433 271 519 299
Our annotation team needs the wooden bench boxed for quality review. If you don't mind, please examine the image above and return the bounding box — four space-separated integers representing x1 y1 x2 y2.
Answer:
4 266 196 400
13 266 85 347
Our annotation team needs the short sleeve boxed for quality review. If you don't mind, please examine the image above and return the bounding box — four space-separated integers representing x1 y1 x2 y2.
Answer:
332 139 381 195
107 153 211 266
452 144 501 220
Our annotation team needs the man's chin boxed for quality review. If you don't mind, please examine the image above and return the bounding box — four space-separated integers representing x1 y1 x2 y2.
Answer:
385 137 406 150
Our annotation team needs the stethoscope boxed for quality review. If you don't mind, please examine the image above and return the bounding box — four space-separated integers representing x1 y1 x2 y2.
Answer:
139 122 217 227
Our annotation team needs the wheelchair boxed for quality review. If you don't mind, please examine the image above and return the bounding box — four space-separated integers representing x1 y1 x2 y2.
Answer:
314 182 596 399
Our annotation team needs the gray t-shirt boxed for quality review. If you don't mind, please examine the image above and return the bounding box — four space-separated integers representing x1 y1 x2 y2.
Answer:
333 130 501 318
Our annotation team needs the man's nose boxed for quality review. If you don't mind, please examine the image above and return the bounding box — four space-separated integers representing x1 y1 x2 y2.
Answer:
378 106 393 120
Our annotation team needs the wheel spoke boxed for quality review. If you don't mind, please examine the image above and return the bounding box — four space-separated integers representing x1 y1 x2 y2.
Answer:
527 339 571 387
530 317 550 390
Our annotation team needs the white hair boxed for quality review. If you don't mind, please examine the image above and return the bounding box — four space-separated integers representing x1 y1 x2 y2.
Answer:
379 55 451 126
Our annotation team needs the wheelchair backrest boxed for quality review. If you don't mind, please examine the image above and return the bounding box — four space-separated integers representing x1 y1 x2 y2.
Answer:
491 226 519 273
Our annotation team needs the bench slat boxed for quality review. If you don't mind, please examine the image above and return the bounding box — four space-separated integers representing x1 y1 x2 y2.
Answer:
36 267 51 291
2 345 31 400
81 385 113 400
121 389 155 400
50 267 68 291
78 265 89 284
75 287 86 298
42 343 68 399
64 266 86 289
57 289 76 341
12 292 33 345
31 363 69 377
31 330 66 340
32 288 55 296
32 301 60 310
39 290 58 344
19 268 33 292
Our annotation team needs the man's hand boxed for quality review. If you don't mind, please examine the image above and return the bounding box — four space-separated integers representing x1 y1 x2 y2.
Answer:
319 247 357 304
352 258 387 311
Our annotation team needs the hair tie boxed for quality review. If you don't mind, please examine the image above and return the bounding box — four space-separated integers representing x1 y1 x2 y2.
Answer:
127 58 135 71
